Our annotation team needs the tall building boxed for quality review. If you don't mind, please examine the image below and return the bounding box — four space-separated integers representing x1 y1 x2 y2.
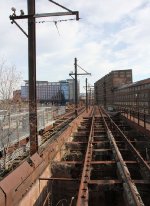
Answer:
94 69 132 108
66 79 80 103
21 79 80 104
95 69 150 114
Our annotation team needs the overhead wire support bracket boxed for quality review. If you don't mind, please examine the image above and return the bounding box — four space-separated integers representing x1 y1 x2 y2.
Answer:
69 73 75 80
35 11 79 19
70 73 91 76
69 65 91 76
11 19 28 38
77 64 91 75
10 12 79 20
48 0 79 20
48 0 73 13
9 1 80 37
9 11 79 20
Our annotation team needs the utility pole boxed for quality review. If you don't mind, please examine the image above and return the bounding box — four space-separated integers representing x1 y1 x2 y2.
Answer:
10 0 79 156
89 87 91 107
74 58 78 116
28 0 38 155
84 83 94 111
69 59 91 117
86 78 88 112
104 78 106 108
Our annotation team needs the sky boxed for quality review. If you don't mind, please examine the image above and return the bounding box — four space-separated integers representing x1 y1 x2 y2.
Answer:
1 0 150 92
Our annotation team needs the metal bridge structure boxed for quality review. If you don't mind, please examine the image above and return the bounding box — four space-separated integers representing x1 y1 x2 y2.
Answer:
0 104 150 206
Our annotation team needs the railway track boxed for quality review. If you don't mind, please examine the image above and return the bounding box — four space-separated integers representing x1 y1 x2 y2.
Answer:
39 106 85 150
0 107 85 179
48 106 150 206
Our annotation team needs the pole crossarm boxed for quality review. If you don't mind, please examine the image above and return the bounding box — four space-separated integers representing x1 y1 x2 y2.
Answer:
69 73 91 76
9 1 79 37
69 63 91 77
10 11 79 21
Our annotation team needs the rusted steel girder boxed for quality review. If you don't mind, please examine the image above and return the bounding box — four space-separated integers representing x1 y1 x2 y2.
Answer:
89 179 150 185
76 110 94 205
39 177 79 181
100 107 145 206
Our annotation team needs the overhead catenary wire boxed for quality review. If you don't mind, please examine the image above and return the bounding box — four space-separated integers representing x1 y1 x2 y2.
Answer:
28 18 79 24
17 18 78 37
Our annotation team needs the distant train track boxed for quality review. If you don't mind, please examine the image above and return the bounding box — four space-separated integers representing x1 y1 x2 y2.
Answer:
0 106 85 179
39 106 86 152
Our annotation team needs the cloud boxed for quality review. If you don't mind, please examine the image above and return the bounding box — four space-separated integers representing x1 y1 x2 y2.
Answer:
0 0 150 92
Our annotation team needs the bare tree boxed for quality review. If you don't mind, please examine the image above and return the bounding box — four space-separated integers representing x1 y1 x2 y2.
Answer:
0 60 21 109
0 59 22 171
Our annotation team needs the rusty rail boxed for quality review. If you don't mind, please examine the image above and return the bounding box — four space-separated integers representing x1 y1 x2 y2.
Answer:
76 107 94 205
101 107 150 178
76 106 147 205
99 107 144 206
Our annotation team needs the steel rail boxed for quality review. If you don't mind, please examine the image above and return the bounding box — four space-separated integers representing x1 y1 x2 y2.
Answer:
76 106 95 206
101 107 150 178
99 107 144 206
42 106 84 134
39 107 86 154
41 106 86 141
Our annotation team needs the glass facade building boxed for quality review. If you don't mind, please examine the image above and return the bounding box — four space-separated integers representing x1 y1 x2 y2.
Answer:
21 79 79 104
